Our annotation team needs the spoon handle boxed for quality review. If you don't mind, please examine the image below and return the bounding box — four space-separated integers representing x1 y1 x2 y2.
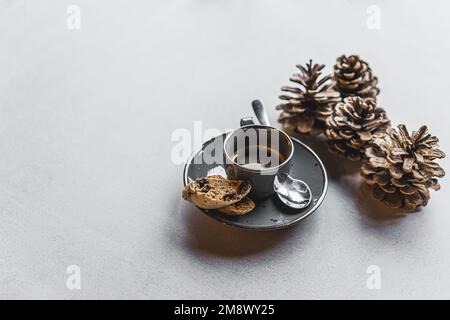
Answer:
252 100 271 126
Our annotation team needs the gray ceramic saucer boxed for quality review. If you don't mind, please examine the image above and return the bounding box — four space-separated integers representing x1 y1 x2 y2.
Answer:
183 133 328 230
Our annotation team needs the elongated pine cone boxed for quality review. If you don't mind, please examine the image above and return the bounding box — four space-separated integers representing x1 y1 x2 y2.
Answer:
333 55 380 99
361 125 445 210
277 60 341 135
325 97 390 161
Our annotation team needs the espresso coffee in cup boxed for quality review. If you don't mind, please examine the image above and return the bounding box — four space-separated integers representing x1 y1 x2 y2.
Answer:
224 121 294 200
232 145 286 171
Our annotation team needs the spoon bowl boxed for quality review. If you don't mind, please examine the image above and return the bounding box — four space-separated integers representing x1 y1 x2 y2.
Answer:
274 173 312 209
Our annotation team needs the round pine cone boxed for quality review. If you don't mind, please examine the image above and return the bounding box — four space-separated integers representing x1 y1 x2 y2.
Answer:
333 55 380 99
325 97 390 161
361 125 445 210
277 60 341 135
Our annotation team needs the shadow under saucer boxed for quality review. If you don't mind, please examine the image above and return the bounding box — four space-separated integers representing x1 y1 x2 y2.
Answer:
180 204 318 258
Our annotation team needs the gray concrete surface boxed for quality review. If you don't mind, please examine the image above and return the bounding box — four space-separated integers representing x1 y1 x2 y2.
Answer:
0 0 449 299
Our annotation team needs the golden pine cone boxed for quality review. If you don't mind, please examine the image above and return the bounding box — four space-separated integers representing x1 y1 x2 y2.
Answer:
325 97 390 161
361 125 445 210
276 60 341 135
333 55 380 99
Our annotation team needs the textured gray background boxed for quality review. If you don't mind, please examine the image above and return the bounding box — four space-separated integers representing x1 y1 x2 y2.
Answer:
0 0 449 299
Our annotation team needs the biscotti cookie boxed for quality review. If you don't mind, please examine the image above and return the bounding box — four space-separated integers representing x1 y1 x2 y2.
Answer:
218 197 255 215
182 176 251 209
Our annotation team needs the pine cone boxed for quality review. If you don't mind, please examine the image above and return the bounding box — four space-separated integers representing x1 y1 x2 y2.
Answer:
361 125 445 210
277 60 341 135
325 97 390 161
333 55 380 99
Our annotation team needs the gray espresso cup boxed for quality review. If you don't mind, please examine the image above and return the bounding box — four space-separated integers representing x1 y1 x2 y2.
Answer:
224 118 294 200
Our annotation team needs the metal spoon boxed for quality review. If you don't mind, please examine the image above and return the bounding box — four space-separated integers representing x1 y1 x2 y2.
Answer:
273 173 312 209
251 100 312 209
252 100 270 126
